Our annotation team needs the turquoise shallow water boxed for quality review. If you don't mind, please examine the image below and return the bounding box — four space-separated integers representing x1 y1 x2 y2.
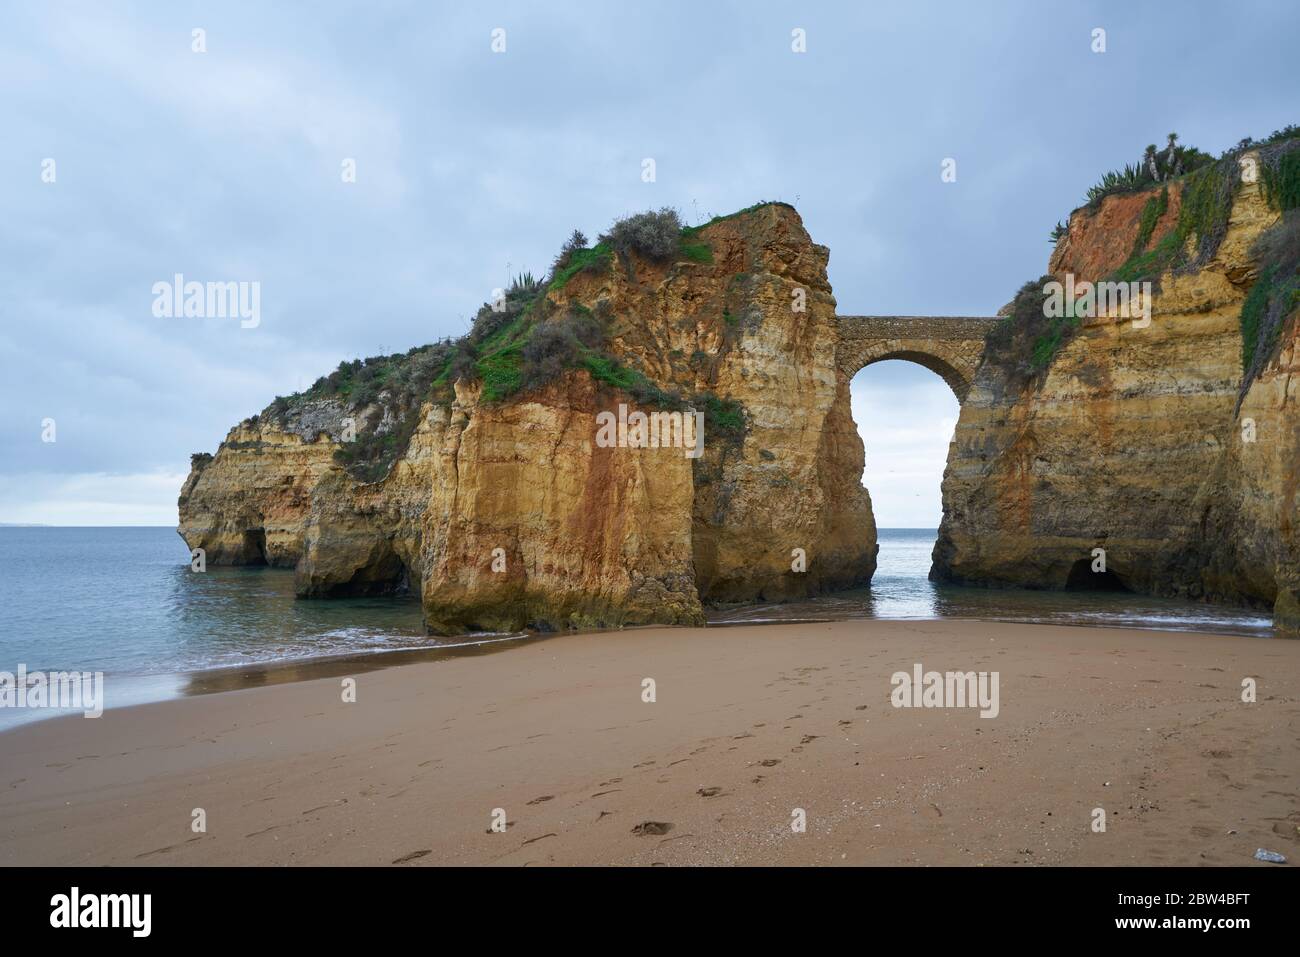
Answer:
0 526 1274 728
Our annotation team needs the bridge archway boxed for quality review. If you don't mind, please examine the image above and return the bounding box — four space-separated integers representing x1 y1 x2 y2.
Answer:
836 316 998 402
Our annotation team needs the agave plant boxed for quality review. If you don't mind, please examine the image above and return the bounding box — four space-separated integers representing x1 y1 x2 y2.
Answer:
508 271 541 295
1086 161 1154 206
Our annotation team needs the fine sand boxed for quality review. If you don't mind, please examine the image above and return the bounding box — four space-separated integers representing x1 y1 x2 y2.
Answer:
0 619 1296 866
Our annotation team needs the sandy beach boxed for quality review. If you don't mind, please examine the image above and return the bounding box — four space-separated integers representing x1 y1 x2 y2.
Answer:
1 619 1296 866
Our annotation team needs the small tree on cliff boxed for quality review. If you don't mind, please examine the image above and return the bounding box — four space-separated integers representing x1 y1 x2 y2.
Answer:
1144 144 1160 181
551 229 589 275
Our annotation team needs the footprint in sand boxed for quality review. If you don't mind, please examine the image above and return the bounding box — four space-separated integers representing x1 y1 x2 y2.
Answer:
631 821 673 836
759 759 781 767
135 836 204 859
301 798 348 815
526 795 554 805
697 787 722 797
391 849 431 864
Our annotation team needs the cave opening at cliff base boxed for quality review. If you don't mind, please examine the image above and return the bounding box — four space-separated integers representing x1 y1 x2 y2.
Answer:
1064 557 1130 592
241 528 268 565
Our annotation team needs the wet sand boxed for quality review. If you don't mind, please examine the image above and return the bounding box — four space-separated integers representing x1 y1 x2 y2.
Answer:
0 619 1296 866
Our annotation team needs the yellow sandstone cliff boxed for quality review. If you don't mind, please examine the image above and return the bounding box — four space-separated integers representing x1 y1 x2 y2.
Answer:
933 149 1299 633
179 204 877 634
180 169 1298 637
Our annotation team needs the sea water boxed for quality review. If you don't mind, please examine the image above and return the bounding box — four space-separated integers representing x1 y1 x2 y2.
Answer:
0 526 1274 729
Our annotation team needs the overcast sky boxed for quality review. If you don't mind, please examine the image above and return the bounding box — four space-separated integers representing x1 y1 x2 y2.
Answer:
2 1 1296 527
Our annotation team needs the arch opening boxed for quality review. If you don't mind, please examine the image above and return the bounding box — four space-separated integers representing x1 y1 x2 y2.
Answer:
853 350 969 401
850 359 960 611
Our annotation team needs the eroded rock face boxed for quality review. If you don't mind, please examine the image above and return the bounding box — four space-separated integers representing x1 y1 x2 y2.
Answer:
934 168 1299 633
178 204 877 633
419 377 702 633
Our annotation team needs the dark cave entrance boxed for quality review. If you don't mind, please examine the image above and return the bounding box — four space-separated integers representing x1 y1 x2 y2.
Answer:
241 528 269 565
355 550 412 597
1064 557 1129 591
324 546 412 599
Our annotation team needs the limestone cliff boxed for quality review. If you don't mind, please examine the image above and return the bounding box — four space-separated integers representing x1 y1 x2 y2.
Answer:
933 144 1300 634
179 204 877 634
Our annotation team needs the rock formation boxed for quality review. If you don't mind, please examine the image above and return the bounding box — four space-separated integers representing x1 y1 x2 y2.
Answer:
179 204 877 633
933 145 1299 635
181 144 1299 637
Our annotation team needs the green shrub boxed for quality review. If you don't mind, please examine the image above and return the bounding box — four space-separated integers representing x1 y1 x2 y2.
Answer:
1262 145 1300 211
1240 264 1277 373
1240 211 1300 390
447 348 476 385
1179 162 1237 264
599 207 683 261
700 394 745 438
982 275 1071 389
519 308 603 391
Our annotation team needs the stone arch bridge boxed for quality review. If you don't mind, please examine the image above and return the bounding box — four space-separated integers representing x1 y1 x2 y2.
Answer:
836 315 1001 401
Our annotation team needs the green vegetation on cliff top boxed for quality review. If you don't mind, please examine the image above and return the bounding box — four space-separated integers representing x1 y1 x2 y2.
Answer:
1010 127 1300 391
261 203 777 480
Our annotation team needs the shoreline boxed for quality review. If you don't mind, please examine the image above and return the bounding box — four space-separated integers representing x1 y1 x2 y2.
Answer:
1 618 1296 866
0 606 1278 735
